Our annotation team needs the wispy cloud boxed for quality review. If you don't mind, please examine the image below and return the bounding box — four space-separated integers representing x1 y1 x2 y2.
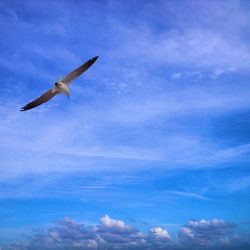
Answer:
167 191 210 201
225 176 250 192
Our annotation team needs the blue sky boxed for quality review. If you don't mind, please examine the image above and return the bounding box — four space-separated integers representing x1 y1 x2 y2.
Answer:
0 0 250 249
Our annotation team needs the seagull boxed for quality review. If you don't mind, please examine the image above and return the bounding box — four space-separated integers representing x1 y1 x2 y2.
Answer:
20 56 98 111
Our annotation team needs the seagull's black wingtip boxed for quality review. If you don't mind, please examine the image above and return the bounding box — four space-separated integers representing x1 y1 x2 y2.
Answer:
20 106 27 112
92 56 99 61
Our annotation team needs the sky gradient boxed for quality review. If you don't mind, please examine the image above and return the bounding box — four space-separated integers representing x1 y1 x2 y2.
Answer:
0 0 250 249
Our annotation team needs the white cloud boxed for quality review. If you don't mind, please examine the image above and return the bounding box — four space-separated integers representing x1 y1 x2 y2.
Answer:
150 227 170 239
178 219 236 248
3 216 250 250
100 214 130 230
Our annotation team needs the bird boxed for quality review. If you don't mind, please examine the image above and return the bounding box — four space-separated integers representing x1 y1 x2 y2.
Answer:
20 56 98 111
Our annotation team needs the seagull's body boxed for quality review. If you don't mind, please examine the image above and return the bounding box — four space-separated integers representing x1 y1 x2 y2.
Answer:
55 80 70 97
21 56 98 111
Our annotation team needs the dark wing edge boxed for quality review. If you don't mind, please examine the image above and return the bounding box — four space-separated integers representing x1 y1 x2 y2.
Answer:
20 89 59 111
63 56 98 85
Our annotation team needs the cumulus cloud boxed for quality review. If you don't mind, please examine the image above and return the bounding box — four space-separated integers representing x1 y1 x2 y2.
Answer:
178 219 236 248
3 216 250 250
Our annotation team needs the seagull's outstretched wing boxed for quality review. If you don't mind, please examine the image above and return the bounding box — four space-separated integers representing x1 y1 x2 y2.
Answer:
20 89 59 111
63 56 98 85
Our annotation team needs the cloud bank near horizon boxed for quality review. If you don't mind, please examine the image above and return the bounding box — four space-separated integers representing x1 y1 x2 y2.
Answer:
3 215 250 250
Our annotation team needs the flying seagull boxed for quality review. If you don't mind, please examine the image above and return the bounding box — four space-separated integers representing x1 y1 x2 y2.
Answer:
20 56 98 111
